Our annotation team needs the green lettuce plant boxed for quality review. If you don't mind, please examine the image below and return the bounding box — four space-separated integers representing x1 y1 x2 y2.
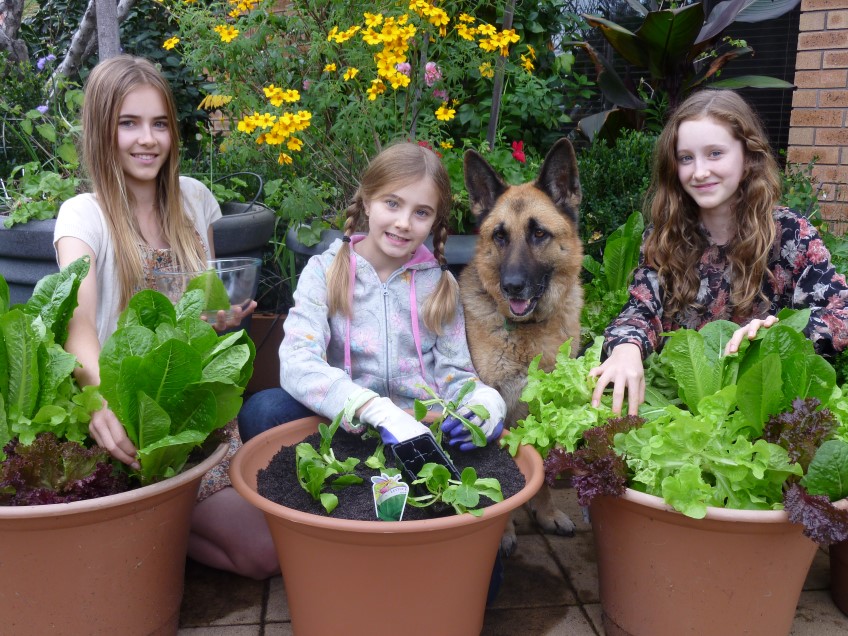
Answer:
98 288 255 484
539 309 848 546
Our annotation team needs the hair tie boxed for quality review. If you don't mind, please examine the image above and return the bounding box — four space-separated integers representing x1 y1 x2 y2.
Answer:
342 235 352 243
440 263 449 271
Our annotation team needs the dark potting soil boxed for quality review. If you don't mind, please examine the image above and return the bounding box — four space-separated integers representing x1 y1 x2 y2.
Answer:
257 431 526 521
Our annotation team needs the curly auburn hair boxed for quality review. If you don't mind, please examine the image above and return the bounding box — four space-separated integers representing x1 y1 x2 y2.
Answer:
642 89 782 320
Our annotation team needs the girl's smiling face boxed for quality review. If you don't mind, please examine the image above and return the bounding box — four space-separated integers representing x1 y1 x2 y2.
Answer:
116 84 172 193
356 176 439 278
675 115 746 220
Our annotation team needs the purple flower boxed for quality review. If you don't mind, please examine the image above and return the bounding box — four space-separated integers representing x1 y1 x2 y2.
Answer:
424 61 442 87
36 104 49 114
35 54 56 71
395 62 411 76
303 79 311 91
432 88 448 101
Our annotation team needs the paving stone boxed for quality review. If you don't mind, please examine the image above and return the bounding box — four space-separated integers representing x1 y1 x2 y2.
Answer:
263 624 295 635
487 534 578 610
265 575 291 622
177 627 261 635
179 560 264 627
546 531 599 604
790 591 848 634
804 548 832 591
482 606 599 635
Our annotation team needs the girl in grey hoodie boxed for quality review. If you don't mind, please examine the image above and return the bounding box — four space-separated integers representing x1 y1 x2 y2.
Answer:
239 142 505 450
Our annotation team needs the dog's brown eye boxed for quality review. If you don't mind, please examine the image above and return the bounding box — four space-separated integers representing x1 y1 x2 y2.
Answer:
493 229 507 242
534 229 547 239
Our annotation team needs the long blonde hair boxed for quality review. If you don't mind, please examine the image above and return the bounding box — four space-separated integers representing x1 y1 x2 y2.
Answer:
80 55 206 308
643 89 781 319
326 142 458 334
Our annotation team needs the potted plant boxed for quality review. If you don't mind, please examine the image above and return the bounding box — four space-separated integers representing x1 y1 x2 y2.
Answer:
507 312 848 634
0 258 255 634
229 392 543 635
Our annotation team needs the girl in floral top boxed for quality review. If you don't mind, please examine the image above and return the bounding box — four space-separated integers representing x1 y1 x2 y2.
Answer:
239 143 505 450
590 89 848 416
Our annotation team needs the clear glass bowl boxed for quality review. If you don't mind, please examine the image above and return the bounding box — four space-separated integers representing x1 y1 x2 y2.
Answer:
153 257 261 324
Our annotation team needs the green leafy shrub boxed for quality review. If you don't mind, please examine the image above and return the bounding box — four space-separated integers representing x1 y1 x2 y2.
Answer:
577 130 655 254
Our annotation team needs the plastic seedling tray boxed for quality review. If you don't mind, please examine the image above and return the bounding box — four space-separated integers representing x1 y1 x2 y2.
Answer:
392 433 461 486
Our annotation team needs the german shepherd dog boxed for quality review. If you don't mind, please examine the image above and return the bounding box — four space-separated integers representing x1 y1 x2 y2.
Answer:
460 139 583 555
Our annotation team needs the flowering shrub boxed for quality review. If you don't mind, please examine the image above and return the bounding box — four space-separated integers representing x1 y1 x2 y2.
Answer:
165 0 591 235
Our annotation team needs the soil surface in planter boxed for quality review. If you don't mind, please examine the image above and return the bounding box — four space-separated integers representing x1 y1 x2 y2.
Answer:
257 431 525 521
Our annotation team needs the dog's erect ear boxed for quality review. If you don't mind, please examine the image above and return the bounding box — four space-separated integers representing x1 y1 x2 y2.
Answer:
463 149 509 221
536 139 582 225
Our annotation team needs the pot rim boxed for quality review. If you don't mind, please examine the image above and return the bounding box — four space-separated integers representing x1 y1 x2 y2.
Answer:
230 416 544 533
619 486 848 523
0 442 228 519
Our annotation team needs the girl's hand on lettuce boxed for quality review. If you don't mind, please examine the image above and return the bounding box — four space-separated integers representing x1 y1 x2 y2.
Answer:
88 404 140 470
725 315 779 355
589 342 644 416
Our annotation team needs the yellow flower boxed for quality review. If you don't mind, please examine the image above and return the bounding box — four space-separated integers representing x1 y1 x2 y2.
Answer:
237 114 258 133
284 89 300 102
526 44 537 59
197 94 233 110
287 137 304 152
476 24 497 37
456 23 477 41
324 63 337 72
263 84 284 106
440 141 453 150
435 104 455 121
278 152 293 165
213 25 239 43
162 37 180 50
366 79 386 100
329 25 360 43
521 53 534 73
255 112 277 128
344 67 359 81
364 12 383 27
479 62 494 78
458 13 475 23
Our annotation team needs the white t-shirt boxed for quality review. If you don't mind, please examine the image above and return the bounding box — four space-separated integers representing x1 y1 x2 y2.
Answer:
54 176 222 343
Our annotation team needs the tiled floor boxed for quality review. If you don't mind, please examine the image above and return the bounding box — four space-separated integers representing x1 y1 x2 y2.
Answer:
179 486 848 635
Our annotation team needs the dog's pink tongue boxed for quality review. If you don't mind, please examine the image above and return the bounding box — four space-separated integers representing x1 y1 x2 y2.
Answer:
509 299 531 315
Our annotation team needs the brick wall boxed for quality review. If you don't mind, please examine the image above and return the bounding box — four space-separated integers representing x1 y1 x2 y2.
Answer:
789 0 848 224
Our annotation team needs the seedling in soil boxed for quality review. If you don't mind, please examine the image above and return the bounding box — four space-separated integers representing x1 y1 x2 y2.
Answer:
414 380 490 448
408 463 503 516
295 416 363 514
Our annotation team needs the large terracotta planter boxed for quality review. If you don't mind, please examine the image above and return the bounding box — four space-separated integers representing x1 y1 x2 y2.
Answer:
230 416 542 636
0 442 228 635
590 488 832 636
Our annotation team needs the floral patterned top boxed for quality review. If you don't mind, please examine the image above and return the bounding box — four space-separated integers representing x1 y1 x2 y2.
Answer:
603 207 848 359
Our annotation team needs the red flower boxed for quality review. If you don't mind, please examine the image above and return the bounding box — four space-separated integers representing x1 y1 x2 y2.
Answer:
416 139 442 158
512 140 526 163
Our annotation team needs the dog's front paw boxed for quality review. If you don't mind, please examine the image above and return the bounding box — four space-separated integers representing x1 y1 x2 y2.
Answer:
530 506 575 537
500 516 519 557
500 529 519 557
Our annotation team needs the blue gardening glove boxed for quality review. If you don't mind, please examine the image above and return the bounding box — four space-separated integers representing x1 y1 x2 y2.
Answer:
359 397 432 445
440 386 506 452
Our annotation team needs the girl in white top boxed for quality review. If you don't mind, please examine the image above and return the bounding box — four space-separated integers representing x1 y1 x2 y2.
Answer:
54 55 276 580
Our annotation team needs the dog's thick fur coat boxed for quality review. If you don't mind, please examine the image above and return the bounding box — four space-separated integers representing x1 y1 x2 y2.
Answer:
460 139 584 554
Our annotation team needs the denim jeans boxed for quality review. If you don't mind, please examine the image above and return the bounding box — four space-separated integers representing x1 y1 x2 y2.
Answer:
237 387 316 442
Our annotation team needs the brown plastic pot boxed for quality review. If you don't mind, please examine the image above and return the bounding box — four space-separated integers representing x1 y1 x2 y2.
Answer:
589 488 838 636
230 416 543 636
0 443 228 635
